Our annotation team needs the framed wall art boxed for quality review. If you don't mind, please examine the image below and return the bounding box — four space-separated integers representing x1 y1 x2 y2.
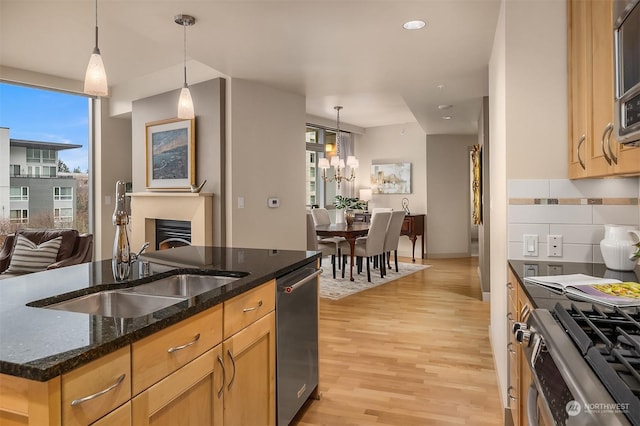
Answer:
370 162 411 194
471 144 482 225
145 118 195 190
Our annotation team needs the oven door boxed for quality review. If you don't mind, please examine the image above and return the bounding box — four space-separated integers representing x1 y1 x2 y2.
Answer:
526 383 556 426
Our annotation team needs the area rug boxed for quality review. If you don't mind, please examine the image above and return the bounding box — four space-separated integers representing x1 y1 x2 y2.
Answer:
319 257 430 300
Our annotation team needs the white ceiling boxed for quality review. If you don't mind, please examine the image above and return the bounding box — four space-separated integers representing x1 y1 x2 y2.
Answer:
0 0 501 133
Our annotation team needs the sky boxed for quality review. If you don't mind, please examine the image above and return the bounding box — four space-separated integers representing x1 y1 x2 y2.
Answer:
0 82 89 172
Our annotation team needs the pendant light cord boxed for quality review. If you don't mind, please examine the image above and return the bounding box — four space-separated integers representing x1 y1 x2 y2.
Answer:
183 21 188 87
94 0 100 53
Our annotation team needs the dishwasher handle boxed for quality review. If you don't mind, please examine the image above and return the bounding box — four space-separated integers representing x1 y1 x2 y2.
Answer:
281 268 322 294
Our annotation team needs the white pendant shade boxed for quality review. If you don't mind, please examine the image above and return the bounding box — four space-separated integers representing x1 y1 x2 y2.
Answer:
177 86 195 119
84 52 108 96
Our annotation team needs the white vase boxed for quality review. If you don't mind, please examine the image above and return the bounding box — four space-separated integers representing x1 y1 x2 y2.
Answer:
600 225 638 271
335 209 345 224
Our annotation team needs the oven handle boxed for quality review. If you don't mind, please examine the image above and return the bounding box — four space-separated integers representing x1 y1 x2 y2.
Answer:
527 383 539 426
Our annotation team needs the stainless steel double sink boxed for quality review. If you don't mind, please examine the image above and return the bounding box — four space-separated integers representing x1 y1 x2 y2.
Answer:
43 273 244 318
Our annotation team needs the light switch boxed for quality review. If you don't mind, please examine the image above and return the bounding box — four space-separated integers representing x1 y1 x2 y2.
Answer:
238 196 245 209
523 234 538 257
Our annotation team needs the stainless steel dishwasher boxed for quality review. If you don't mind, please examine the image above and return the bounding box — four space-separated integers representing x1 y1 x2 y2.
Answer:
276 264 322 426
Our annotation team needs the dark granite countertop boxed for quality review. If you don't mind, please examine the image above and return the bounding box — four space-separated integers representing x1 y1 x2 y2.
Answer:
508 259 640 311
0 246 320 382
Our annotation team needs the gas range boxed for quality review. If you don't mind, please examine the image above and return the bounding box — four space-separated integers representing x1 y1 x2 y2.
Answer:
520 303 640 425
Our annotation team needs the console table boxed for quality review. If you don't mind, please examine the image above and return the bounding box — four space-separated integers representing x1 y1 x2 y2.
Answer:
354 213 425 262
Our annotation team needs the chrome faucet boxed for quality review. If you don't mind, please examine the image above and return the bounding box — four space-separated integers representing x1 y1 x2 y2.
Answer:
112 181 131 281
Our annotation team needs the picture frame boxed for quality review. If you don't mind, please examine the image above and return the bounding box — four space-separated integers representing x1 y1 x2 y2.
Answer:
370 162 411 194
471 144 482 225
145 118 195 190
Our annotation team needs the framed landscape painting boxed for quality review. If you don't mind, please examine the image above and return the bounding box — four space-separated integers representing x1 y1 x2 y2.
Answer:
145 118 195 190
371 162 411 194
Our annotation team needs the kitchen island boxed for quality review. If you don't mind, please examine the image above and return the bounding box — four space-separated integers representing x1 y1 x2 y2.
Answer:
0 246 320 426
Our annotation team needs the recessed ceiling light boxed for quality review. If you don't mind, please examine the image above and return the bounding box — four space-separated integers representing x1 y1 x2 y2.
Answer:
436 83 445 90
403 20 426 30
442 116 453 120
438 104 453 110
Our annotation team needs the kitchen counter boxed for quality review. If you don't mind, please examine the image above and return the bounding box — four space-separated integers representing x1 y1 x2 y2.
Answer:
0 246 320 382
508 259 640 311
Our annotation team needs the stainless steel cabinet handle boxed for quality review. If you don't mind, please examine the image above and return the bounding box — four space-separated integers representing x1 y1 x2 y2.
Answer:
217 354 226 399
605 123 617 164
70 373 125 406
601 124 613 165
243 300 263 313
508 342 516 354
167 333 200 353
227 349 236 391
507 385 517 401
284 269 323 293
521 304 531 321
577 134 586 170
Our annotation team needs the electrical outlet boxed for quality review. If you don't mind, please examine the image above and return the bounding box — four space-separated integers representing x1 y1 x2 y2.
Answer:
548 265 563 275
548 235 563 257
523 234 539 257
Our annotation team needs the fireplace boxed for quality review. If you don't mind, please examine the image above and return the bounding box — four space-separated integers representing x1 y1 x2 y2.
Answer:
129 192 213 253
156 219 191 250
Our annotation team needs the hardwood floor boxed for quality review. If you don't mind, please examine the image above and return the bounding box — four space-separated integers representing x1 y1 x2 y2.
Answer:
294 257 503 426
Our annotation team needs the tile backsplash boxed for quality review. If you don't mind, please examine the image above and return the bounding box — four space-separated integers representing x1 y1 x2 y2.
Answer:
508 178 640 263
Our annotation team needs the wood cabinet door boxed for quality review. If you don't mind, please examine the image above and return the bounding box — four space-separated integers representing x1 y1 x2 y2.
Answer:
568 0 591 178
589 0 616 176
223 311 276 426
91 402 130 426
131 346 223 426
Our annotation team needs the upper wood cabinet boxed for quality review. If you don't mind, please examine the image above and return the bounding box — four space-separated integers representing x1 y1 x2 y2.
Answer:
567 0 640 178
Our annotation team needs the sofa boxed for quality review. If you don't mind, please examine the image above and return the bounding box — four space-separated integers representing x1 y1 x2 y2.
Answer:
0 228 93 279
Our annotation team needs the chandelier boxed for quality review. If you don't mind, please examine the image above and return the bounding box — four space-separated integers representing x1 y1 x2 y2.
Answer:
318 106 358 189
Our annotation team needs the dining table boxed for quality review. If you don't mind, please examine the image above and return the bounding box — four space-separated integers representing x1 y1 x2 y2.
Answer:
315 222 370 281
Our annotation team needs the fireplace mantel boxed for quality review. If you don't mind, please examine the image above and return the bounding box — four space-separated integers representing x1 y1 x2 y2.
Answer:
128 192 213 252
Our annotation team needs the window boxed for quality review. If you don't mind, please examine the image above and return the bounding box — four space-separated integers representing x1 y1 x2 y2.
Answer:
26 148 41 163
42 149 56 163
305 125 342 208
27 165 40 177
54 187 73 200
54 208 73 224
9 209 28 224
42 166 57 178
9 165 20 176
10 187 28 201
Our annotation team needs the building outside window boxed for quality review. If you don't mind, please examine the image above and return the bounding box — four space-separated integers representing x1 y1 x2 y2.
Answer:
54 187 73 200
10 187 28 201
1 82 90 246
9 209 28 224
54 207 73 224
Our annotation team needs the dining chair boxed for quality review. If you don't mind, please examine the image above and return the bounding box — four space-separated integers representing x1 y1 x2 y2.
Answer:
339 211 391 282
383 210 406 272
306 212 338 278
311 207 344 266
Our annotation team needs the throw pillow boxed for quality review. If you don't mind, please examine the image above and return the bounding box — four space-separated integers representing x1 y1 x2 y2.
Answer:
6 235 63 273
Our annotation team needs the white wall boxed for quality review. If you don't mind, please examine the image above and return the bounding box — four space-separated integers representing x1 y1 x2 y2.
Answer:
490 0 570 411
354 122 427 258
489 0 508 409
426 134 477 257
228 79 307 250
94 98 132 260
131 79 226 248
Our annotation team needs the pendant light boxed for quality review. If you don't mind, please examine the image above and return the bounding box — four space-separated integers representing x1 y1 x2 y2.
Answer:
84 0 108 96
175 14 196 119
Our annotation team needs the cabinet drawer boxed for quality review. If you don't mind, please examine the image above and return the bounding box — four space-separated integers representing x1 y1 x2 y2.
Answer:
62 346 131 426
224 280 275 339
132 304 223 396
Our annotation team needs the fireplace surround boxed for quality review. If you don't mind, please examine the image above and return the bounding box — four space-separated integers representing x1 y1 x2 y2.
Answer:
128 192 213 252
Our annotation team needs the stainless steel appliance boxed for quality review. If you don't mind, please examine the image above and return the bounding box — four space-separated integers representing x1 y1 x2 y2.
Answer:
515 304 640 425
276 264 322 425
614 0 640 146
